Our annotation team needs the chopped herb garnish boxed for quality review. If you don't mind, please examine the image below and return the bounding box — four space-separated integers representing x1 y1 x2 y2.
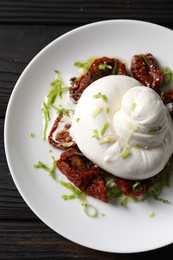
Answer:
92 123 112 142
29 132 35 137
49 70 69 100
120 195 129 206
131 102 137 111
130 196 139 202
140 54 151 64
41 102 50 141
74 152 84 157
93 92 108 103
41 70 69 140
60 181 99 218
112 60 118 74
149 212 155 218
148 187 169 203
34 156 56 180
99 136 114 144
91 107 102 118
141 171 170 203
109 180 140 205
162 67 172 85
120 147 131 159
120 195 138 206
60 181 86 201
148 126 162 134
51 104 74 116
106 179 122 201
74 57 96 74
98 62 112 70
82 203 97 218
106 178 115 188
132 181 141 191
132 181 144 193
100 122 109 136
92 129 99 139
104 106 110 114
76 117 80 122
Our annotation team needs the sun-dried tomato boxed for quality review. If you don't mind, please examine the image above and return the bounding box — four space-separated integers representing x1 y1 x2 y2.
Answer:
84 175 108 202
131 53 163 94
114 154 173 197
57 148 108 202
114 178 148 196
161 90 173 119
162 89 173 104
48 115 76 149
70 56 128 102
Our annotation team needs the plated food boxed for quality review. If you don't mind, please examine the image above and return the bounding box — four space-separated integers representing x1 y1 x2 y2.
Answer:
5 20 173 253
42 54 173 205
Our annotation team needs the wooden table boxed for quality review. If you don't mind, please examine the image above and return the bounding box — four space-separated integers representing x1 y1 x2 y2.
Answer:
1 1 173 259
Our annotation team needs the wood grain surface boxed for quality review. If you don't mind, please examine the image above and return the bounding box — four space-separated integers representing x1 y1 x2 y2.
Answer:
0 0 173 26
1 1 173 259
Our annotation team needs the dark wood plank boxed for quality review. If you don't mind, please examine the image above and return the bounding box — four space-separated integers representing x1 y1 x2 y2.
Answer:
0 216 173 259
0 209 173 259
0 24 76 118
0 0 173 26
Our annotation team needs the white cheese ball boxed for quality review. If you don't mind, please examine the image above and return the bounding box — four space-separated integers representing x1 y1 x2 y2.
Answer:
70 75 173 180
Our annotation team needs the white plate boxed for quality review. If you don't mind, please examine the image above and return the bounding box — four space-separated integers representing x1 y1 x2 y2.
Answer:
4 20 173 253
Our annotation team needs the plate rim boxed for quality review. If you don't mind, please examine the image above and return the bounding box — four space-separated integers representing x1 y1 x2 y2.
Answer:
4 19 173 254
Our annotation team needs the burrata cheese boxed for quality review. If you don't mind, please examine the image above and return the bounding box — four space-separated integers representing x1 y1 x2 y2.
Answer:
70 75 173 180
